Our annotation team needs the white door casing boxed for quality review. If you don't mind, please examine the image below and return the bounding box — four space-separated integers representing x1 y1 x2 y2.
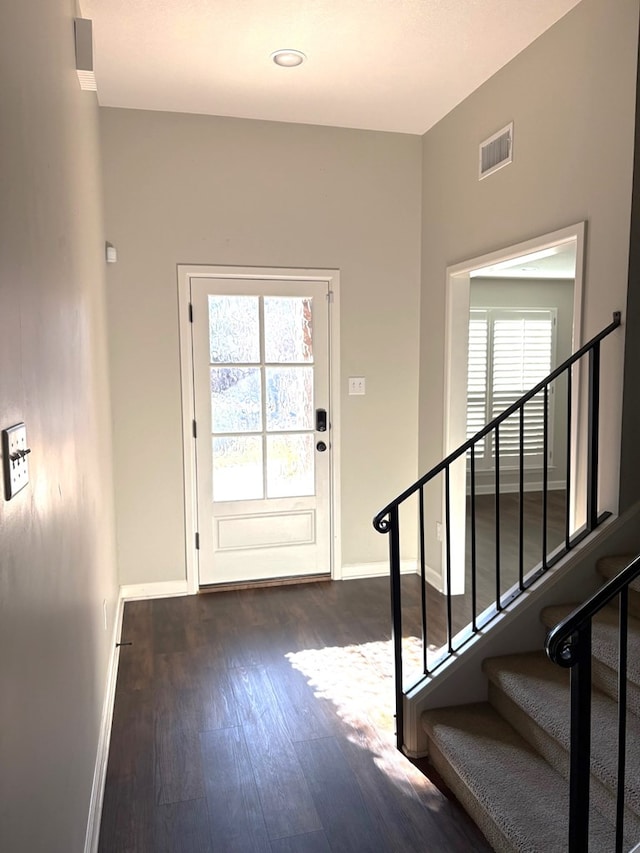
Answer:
178 266 341 591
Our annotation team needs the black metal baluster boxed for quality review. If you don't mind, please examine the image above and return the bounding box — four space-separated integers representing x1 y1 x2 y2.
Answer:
470 444 478 633
419 486 428 675
519 406 525 591
373 311 621 695
616 589 629 853
495 426 501 610
568 623 592 853
566 367 572 550
586 342 601 532
388 506 404 751
444 466 453 654
543 384 549 571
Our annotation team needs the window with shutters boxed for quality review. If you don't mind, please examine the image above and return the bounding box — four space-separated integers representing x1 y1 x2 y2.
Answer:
467 308 557 469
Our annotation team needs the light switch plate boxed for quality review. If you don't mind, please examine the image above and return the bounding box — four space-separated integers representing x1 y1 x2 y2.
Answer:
2 422 30 499
348 377 366 395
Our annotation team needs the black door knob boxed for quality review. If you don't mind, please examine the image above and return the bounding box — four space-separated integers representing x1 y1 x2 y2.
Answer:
316 441 327 452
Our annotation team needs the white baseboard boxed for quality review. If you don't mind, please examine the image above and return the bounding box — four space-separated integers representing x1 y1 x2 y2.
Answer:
84 591 125 853
83 577 191 850
425 563 444 592
340 560 418 580
471 480 565 496
120 579 189 600
83 577 190 850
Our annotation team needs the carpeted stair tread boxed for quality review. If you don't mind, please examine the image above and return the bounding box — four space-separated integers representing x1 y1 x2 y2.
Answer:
482 650 640 817
541 604 640 717
540 604 640 696
422 702 617 853
596 555 640 620
597 555 640 590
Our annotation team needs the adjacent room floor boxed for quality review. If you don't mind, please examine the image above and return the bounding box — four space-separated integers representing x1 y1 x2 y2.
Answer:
99 577 491 852
412 489 568 680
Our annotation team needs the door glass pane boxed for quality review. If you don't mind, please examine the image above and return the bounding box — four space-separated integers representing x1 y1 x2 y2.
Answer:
213 436 263 501
211 367 262 433
267 434 314 498
266 367 313 431
264 297 313 363
209 295 260 363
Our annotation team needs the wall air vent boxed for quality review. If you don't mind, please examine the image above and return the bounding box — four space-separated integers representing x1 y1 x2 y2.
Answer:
479 122 513 180
74 18 97 91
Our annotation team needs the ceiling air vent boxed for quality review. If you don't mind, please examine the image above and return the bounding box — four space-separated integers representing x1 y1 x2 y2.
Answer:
479 122 513 180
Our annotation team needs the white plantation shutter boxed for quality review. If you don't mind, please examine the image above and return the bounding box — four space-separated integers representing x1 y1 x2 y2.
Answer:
467 309 556 468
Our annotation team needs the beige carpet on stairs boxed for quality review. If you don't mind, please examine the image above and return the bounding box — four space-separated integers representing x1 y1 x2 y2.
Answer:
422 555 640 852
484 650 640 839
423 702 618 853
541 604 640 717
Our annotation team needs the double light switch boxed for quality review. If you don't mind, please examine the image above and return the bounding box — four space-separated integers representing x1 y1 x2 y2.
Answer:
2 422 31 499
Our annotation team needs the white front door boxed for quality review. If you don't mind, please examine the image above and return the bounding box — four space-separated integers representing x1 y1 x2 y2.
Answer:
189 274 332 586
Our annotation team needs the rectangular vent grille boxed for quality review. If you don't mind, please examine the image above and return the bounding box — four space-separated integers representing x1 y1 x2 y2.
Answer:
75 18 97 92
479 123 513 180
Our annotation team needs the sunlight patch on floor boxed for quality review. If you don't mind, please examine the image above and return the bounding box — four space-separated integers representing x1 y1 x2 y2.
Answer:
285 636 425 785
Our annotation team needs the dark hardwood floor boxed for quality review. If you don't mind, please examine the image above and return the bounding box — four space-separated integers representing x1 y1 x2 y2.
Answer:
100 490 566 850
99 579 492 852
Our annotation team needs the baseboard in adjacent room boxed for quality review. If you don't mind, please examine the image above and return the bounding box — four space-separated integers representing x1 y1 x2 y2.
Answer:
425 563 445 593
471 480 566 496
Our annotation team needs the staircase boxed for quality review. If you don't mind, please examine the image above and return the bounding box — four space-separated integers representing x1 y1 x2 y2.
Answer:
422 555 640 852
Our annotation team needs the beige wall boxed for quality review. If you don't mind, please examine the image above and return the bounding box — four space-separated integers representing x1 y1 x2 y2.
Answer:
100 110 422 584
0 2 118 851
419 0 638 554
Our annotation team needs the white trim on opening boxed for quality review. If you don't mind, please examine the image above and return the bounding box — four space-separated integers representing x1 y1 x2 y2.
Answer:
441 222 585 595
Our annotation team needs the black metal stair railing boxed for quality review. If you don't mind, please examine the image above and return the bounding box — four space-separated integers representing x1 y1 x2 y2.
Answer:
546 553 640 853
373 312 621 751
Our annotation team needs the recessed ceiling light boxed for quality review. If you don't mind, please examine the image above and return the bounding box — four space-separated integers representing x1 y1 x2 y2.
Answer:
271 49 306 68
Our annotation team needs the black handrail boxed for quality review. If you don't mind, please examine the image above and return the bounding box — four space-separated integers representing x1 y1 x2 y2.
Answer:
546 554 640 852
373 312 621 527
374 311 621 751
547 555 640 664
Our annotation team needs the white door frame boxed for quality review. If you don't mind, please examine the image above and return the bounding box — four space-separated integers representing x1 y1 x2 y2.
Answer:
178 265 341 594
441 222 585 594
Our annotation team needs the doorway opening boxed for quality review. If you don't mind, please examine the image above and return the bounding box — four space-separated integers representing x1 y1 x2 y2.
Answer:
178 265 341 593
439 222 585 595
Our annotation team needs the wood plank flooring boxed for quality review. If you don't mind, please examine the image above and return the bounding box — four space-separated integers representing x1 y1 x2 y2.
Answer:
99 579 492 852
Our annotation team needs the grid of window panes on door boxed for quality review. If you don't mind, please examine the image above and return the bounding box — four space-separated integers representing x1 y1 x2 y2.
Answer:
207 294 316 502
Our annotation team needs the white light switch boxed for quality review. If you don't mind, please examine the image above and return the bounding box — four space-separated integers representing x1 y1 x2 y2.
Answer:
2 422 30 500
348 377 366 395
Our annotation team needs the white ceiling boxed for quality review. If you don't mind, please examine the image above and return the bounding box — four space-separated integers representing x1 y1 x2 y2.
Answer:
471 241 577 280
81 0 582 135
